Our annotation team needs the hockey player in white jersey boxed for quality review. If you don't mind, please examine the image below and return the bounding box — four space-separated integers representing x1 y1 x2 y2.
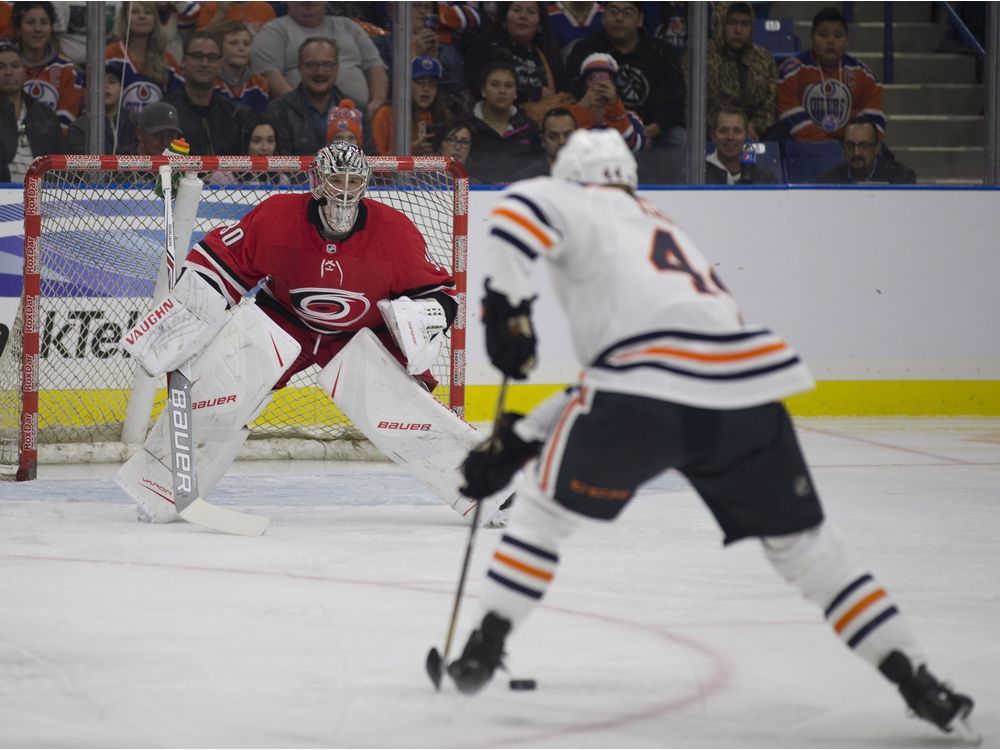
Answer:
444 129 977 739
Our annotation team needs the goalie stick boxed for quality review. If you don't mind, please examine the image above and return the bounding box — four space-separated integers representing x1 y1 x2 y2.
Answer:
158 164 269 537
426 377 509 690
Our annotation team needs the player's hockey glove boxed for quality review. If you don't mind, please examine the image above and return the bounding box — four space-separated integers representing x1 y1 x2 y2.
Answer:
460 412 542 500
482 281 537 380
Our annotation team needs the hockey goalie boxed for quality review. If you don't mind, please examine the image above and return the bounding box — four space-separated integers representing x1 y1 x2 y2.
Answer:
116 143 510 528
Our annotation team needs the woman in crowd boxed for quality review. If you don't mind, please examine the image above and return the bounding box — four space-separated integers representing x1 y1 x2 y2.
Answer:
464 2 569 125
0 39 64 182
240 113 290 185
214 20 270 114
372 1 468 105
435 119 474 168
246 113 279 156
13 1 83 129
467 59 539 183
104 1 183 115
372 56 454 156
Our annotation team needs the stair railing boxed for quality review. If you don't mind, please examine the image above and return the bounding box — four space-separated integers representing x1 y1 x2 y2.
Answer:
939 1 986 59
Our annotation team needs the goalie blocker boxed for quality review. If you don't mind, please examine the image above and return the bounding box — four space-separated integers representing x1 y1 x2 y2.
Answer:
378 296 449 376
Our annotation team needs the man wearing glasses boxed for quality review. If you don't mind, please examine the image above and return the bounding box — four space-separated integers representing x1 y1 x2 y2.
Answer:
251 1 387 116
266 38 357 156
165 32 253 156
566 1 687 183
819 116 916 184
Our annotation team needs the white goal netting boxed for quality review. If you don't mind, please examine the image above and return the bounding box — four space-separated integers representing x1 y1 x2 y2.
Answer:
1 155 468 479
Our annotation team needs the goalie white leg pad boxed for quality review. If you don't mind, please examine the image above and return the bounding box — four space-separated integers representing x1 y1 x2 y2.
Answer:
117 427 252 523
317 329 512 525
116 303 300 522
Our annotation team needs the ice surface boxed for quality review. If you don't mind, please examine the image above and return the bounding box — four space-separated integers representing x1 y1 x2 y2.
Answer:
1 419 997 748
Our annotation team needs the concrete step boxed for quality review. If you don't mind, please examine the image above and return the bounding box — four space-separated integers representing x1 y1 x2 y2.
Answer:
852 21 947 53
854 52 976 83
851 2 933 23
791 21 948 53
893 146 984 180
884 83 983 115
887 115 984 148
766 1 932 24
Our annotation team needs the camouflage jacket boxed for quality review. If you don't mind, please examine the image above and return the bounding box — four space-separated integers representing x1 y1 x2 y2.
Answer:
706 2 778 136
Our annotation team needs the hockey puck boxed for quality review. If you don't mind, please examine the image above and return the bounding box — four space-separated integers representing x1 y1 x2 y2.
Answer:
509 679 537 691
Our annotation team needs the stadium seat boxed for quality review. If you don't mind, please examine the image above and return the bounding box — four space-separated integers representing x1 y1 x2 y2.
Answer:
783 141 845 183
754 17 799 60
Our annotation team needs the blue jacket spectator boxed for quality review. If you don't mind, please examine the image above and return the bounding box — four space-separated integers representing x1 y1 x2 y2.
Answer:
546 1 604 61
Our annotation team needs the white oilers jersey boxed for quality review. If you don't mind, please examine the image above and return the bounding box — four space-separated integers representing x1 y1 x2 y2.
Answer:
486 177 815 408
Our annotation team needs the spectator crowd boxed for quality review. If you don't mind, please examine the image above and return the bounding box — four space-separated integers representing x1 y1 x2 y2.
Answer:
1 1 917 185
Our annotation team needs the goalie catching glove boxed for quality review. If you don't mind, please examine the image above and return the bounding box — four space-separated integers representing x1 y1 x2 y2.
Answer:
461 412 543 500
377 296 448 375
483 281 537 380
122 270 227 376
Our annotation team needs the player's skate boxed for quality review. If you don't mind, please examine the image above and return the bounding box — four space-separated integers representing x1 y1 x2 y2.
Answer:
879 651 978 740
447 612 511 695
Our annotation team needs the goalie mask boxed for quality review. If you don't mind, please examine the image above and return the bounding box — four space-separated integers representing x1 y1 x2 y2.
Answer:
552 128 637 189
309 142 373 234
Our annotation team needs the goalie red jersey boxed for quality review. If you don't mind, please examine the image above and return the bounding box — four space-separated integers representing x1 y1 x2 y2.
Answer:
187 192 456 335
185 191 456 387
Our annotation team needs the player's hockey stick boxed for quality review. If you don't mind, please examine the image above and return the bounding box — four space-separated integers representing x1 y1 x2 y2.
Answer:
426 377 509 689
158 165 269 537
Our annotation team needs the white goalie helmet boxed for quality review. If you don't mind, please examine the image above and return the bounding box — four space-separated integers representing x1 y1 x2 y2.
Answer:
552 128 638 189
309 142 373 234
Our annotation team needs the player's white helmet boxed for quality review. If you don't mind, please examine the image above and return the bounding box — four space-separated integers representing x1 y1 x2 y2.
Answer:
309 142 373 234
552 129 637 189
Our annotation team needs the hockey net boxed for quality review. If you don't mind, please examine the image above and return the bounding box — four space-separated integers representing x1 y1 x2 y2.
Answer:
1 154 468 480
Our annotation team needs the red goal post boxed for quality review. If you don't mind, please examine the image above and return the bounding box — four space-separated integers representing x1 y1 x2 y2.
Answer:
2 154 469 480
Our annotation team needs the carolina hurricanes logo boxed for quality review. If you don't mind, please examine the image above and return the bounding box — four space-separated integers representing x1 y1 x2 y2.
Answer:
289 288 370 331
121 79 163 113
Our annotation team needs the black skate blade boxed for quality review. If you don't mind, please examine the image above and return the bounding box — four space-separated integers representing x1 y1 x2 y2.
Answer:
426 647 444 690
